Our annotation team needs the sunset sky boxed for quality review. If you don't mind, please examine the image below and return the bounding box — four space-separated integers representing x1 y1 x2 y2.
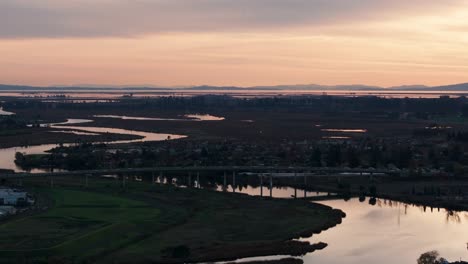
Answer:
1 0 468 87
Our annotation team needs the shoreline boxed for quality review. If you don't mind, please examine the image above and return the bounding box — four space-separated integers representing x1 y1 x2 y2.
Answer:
0 180 345 263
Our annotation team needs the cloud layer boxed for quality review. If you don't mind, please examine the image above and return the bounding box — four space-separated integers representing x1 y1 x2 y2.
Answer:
0 0 464 38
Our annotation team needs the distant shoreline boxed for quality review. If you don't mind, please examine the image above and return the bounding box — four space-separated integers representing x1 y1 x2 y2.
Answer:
1 82 468 92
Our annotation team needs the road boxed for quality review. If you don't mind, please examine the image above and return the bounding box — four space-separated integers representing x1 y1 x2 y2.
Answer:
0 166 400 179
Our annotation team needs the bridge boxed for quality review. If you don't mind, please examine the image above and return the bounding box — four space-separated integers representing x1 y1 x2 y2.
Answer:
0 166 399 179
1 166 399 198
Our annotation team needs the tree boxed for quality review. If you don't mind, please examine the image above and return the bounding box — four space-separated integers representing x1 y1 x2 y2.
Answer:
326 146 342 167
347 147 360 168
449 144 463 162
310 148 322 167
417 251 448 264
369 185 377 197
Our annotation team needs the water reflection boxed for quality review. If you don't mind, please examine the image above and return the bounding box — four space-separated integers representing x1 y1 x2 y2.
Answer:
93 115 182 121
214 184 332 199
93 114 225 121
184 114 225 121
54 125 185 144
0 119 186 172
131 176 468 264
3 90 468 99
0 144 60 173
446 211 462 224
0 107 15 116
28 118 93 127
303 198 468 264
321 129 367 133
48 130 100 136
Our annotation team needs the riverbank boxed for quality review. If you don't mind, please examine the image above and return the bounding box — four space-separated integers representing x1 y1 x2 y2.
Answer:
0 127 142 149
226 258 303 264
379 193 468 211
0 177 344 263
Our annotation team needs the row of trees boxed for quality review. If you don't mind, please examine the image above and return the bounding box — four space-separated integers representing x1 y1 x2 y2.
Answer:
13 137 468 174
4 95 468 116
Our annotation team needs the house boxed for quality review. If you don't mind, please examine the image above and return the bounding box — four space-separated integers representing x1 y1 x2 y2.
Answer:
0 206 16 216
0 189 28 206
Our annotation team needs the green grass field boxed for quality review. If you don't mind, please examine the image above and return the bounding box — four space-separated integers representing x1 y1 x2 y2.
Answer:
0 177 343 263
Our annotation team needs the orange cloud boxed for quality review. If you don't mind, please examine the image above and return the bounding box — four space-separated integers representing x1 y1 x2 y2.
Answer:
0 0 467 86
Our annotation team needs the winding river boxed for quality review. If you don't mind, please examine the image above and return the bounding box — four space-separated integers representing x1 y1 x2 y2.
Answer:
0 118 186 173
0 112 467 263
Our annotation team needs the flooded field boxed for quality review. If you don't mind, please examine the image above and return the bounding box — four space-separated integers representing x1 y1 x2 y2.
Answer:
93 114 225 121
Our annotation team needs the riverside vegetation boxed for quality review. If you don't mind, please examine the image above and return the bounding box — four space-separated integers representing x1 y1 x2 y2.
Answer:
0 176 343 264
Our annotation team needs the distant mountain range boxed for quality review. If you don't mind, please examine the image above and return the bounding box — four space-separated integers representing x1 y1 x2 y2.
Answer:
1 83 468 91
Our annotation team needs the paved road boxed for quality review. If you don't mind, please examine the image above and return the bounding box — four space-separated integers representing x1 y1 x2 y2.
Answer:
0 166 400 179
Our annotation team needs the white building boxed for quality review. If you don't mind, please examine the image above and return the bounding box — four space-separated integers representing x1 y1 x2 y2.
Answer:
0 189 28 206
0 206 16 215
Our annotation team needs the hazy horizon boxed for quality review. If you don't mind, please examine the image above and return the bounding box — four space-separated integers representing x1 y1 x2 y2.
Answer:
0 82 467 90
1 0 468 87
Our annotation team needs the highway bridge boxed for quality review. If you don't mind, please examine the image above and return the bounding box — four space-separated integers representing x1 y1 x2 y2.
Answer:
0 166 400 180
0 166 400 198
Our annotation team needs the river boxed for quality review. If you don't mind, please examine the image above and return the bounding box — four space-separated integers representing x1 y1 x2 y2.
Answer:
303 198 468 264
199 184 468 264
0 118 186 172
0 114 226 172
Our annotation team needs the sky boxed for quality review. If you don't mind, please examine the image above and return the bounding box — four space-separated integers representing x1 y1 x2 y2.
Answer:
1 0 468 87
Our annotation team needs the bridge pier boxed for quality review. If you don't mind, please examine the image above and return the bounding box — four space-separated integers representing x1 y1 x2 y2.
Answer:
269 173 273 198
232 171 236 192
260 175 263 197
188 172 192 188
294 171 297 199
304 172 307 198
3 167 395 193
